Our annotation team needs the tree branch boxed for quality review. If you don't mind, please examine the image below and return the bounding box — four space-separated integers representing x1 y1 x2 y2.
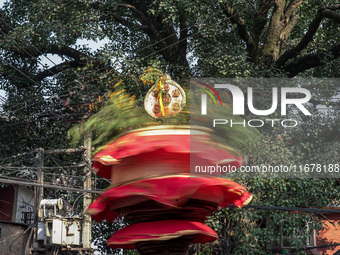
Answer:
322 7 340 23
90 2 146 31
35 61 82 81
261 0 286 63
0 14 113 76
179 13 188 59
112 4 151 32
250 0 273 55
42 44 90 63
0 10 101 67
284 0 303 18
279 0 303 46
309 98 340 107
92 1 190 76
222 4 257 61
92 2 169 51
0 40 115 77
283 43 340 76
279 12 299 43
0 9 10 34
92 1 183 64
276 5 340 68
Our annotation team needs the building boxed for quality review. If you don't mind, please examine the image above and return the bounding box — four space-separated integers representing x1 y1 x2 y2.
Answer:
316 206 340 255
0 184 34 224
0 184 34 255
0 221 31 255
269 206 340 255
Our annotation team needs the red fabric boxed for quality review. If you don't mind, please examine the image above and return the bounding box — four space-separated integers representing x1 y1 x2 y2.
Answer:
87 175 252 222
107 220 218 249
93 130 242 179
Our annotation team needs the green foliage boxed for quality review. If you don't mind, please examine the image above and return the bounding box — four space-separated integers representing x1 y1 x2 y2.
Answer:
202 178 339 255
67 89 158 151
92 219 123 255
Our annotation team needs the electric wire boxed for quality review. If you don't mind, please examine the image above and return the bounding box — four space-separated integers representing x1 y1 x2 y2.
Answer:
0 150 37 161
1 3 338 116
1 2 241 87
0 29 58 78
1 175 339 214
0 176 102 193
90 4 247 73
0 112 84 128
131 3 234 55
0 55 43 87
0 174 96 191
0 168 97 181
0 24 90 113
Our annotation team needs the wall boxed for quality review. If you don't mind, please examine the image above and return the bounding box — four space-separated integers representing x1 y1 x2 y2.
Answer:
0 185 15 221
12 185 34 223
0 185 35 224
317 213 340 255
0 221 30 255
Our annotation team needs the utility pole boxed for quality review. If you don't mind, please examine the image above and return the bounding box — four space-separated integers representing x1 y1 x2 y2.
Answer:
82 131 92 249
33 148 44 254
34 149 44 219
37 148 44 218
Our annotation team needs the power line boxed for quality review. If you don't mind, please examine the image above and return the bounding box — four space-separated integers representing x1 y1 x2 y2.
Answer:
137 13 233 62
0 94 6 103
0 177 102 194
44 147 85 154
270 243 340 254
0 112 84 128
0 29 58 78
0 55 43 87
1 174 100 191
2 176 339 213
96 5 248 73
0 166 90 176
0 168 111 189
0 29 88 114
0 150 38 162
132 3 237 55
2 82 79 112
47 3 247 79
9 93 71 114
0 11 99 109
236 204 340 214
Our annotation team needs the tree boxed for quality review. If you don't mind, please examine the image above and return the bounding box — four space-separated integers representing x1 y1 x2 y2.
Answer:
0 0 339 254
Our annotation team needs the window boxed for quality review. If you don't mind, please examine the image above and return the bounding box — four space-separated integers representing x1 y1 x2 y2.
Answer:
267 219 315 250
279 225 315 248
21 202 34 225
